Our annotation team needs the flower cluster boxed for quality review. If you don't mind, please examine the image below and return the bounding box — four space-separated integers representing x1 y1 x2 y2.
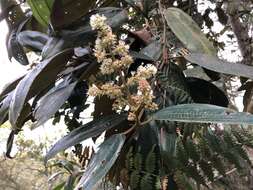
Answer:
88 14 158 121
90 14 133 75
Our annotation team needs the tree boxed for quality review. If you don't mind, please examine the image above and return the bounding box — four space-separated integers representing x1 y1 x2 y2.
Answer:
0 0 253 189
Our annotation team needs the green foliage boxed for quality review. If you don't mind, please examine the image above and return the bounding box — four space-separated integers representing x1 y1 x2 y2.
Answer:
1 0 253 190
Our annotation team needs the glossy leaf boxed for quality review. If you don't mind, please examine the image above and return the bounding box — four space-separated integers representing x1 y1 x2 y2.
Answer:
7 15 31 65
0 92 13 125
50 0 96 30
0 75 24 99
9 49 73 130
42 8 128 59
27 0 53 27
33 81 77 128
164 8 216 54
45 114 127 162
153 104 253 125
75 134 126 190
17 30 49 51
185 53 253 79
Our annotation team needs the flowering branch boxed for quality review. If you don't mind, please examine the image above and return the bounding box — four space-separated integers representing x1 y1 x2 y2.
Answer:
88 14 158 124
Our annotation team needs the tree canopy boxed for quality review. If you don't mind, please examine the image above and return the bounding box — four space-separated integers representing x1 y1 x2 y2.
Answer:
0 0 253 189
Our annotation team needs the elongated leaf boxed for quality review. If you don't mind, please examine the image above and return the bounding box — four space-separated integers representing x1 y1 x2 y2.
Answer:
0 92 13 125
7 15 31 65
27 0 53 27
153 104 253 125
45 114 127 162
75 134 125 190
9 49 73 130
50 0 96 30
185 53 253 79
17 30 49 51
164 8 216 54
0 75 24 99
42 8 128 59
33 81 77 128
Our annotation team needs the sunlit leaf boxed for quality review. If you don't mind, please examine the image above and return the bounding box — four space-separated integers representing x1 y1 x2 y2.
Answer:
27 0 53 27
153 104 253 125
164 8 216 54
185 53 253 79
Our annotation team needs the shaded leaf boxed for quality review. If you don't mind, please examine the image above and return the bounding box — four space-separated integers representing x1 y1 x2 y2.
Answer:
45 114 127 162
7 15 31 65
50 0 96 30
42 8 128 59
75 134 126 190
0 92 14 125
17 30 49 51
9 49 73 130
186 77 228 107
139 39 162 61
6 130 15 158
33 80 77 128
27 0 53 27
153 103 253 125
164 8 216 54
185 53 253 79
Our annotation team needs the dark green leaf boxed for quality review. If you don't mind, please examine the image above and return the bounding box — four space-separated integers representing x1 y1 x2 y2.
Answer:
33 80 77 128
164 8 216 54
50 0 96 30
185 53 253 79
153 103 253 125
9 49 73 130
42 8 128 59
45 114 127 162
75 134 126 190
186 77 228 107
27 0 53 27
53 182 65 190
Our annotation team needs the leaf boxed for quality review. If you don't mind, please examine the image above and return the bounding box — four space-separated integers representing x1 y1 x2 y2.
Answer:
50 0 96 30
33 80 77 128
45 114 127 162
27 0 53 27
75 134 126 190
9 49 73 130
152 103 253 125
0 75 24 99
139 40 162 61
186 77 229 107
53 182 65 190
0 92 14 125
17 30 49 51
42 8 128 59
164 8 216 54
7 15 31 65
185 53 253 79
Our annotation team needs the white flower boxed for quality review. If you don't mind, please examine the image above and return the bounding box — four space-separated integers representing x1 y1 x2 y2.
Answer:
90 14 107 30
